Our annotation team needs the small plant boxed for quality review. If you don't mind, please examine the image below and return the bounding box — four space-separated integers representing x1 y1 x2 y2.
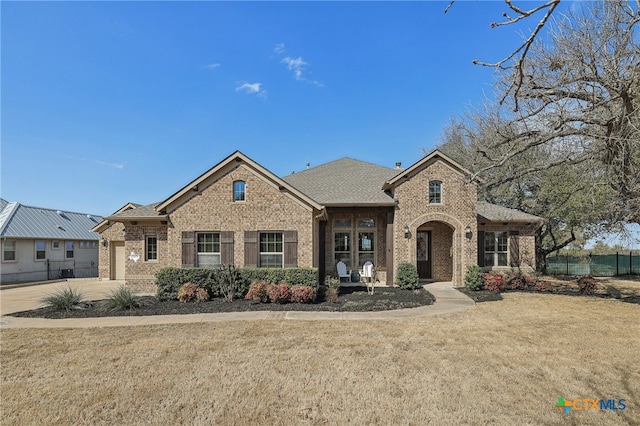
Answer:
290 285 314 303
217 264 247 302
245 281 270 303
482 273 505 292
267 283 291 304
533 280 554 292
577 275 598 295
177 282 196 302
324 287 339 303
100 285 142 312
396 262 421 290
195 287 210 302
507 273 530 290
40 286 86 311
464 265 484 291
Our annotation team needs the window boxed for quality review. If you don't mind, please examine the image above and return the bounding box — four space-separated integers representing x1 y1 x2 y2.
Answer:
429 181 442 204
233 181 246 202
35 241 46 260
3 241 16 261
197 232 220 267
52 241 60 250
484 232 508 267
65 241 74 259
334 232 351 268
358 232 375 266
146 236 158 261
259 232 283 268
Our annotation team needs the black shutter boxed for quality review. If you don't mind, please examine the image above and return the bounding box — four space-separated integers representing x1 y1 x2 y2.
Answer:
509 230 520 267
477 230 485 267
220 231 234 265
284 230 298 268
182 231 195 268
244 231 258 267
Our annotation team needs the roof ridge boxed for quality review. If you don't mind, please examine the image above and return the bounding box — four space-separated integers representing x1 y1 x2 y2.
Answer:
0 201 20 236
12 202 102 217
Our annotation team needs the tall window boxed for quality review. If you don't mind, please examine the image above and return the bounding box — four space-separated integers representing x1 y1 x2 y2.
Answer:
197 233 221 267
3 241 16 261
358 232 375 266
334 232 351 268
259 232 283 268
146 236 158 261
65 241 74 259
35 241 46 260
484 232 508 267
429 181 442 204
233 181 246 202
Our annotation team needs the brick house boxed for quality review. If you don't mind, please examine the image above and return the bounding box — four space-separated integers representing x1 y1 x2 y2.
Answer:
93 150 543 292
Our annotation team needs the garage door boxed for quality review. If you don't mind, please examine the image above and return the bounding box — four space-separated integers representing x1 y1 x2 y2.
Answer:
112 242 125 280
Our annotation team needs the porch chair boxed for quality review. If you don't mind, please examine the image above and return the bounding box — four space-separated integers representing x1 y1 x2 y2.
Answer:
336 261 351 282
362 261 375 294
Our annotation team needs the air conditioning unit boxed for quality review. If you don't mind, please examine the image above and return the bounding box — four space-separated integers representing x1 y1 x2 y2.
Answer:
60 269 74 278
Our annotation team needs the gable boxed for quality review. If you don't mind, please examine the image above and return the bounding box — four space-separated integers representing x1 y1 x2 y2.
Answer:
383 149 476 191
156 151 322 214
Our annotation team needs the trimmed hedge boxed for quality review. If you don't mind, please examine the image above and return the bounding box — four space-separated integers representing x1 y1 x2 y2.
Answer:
156 267 318 301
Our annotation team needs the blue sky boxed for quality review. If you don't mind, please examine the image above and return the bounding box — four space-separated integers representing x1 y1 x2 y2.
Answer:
5 0 632 249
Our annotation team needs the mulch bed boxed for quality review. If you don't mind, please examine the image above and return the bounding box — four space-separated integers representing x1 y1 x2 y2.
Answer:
458 285 640 305
11 286 436 319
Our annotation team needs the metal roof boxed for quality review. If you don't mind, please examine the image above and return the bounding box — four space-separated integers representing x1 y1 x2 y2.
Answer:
0 199 104 240
282 158 400 205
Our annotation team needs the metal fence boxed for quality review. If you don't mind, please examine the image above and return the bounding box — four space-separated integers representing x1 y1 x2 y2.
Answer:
546 252 640 276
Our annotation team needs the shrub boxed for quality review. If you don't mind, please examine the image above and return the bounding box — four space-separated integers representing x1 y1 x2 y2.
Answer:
464 265 484 291
245 281 270 303
507 272 531 290
216 265 248 302
290 285 314 303
195 287 210 302
267 283 291 304
156 267 186 301
482 273 505 292
324 287 339 303
577 275 598 295
100 285 142 312
40 286 86 311
178 283 206 303
533 280 554 292
396 262 421 290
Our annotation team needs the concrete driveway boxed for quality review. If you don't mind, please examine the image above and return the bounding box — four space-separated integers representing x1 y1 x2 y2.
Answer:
0 279 124 316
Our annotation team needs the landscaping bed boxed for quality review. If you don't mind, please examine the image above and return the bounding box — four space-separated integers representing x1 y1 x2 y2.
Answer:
11 286 436 319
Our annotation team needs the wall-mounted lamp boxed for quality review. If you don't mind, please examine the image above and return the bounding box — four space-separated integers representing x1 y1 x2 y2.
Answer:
404 225 410 239
465 225 472 239
101 238 108 248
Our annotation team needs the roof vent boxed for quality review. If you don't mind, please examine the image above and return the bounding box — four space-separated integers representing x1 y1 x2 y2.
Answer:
306 162 310 170
56 210 63 215
395 162 402 169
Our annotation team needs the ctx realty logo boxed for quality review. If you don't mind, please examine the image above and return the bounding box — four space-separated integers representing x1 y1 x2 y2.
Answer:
555 397 626 414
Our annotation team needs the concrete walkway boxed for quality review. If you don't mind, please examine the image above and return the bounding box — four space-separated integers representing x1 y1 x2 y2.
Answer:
0 280 475 329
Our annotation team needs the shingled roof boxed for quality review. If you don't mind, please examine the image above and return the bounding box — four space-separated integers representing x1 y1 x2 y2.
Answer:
0 199 103 240
105 202 166 220
477 201 544 223
282 158 400 206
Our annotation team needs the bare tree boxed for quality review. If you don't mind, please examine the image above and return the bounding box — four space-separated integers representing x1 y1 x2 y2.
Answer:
469 1 640 225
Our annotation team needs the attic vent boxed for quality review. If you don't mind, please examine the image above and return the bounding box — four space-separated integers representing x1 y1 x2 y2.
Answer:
395 162 402 169
56 210 63 215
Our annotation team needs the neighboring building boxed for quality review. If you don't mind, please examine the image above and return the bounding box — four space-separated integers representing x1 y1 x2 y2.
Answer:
94 150 544 292
0 199 103 283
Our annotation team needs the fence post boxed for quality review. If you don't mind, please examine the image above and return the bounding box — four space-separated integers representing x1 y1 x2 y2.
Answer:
566 254 569 275
631 251 633 275
616 251 619 276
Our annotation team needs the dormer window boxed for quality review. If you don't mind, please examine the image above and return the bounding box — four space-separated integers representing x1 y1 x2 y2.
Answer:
429 181 442 204
233 181 246 202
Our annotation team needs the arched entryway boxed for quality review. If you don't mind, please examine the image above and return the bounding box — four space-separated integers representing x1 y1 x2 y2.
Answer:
415 221 454 281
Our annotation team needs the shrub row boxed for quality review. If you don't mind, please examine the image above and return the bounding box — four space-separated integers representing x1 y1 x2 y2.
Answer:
463 266 554 293
245 281 315 304
156 267 318 301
